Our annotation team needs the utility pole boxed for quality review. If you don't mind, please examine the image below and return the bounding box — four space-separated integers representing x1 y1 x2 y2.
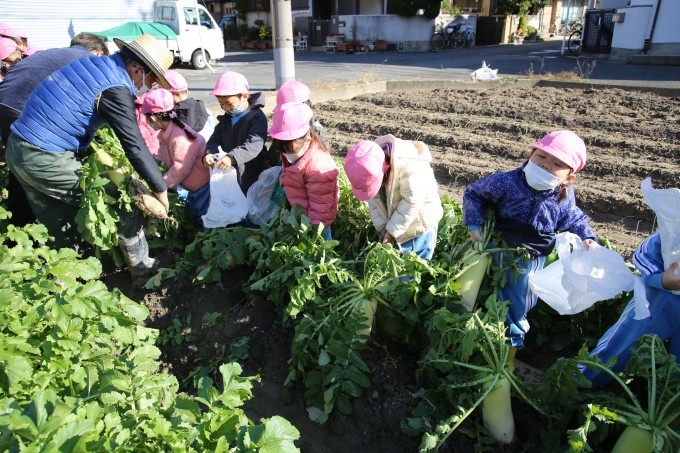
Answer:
271 0 295 88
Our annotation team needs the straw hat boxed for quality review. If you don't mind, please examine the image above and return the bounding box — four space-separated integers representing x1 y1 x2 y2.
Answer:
113 34 174 88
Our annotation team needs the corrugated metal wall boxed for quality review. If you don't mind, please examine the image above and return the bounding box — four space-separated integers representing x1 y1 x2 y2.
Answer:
0 0 155 49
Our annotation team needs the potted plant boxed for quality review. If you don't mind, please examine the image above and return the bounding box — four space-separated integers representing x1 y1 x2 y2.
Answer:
335 42 349 52
512 29 524 45
375 40 388 51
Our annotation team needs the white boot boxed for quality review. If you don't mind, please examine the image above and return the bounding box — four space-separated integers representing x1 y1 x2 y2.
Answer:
118 229 160 277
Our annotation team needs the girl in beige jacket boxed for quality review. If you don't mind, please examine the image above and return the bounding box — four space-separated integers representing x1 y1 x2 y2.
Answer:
344 134 443 259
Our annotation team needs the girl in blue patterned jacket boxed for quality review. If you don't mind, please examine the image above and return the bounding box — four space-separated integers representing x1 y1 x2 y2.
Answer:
463 130 596 362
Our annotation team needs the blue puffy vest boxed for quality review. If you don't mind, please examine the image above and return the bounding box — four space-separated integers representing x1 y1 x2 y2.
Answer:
11 54 136 153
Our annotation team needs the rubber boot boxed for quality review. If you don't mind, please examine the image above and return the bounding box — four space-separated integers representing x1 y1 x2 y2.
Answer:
118 229 160 277
506 346 517 373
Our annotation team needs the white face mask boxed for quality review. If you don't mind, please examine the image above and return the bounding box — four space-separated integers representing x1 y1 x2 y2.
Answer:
283 139 311 164
135 69 153 96
523 161 563 191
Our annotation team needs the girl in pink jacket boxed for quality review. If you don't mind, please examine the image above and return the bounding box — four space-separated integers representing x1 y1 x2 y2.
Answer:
141 88 210 222
269 101 339 240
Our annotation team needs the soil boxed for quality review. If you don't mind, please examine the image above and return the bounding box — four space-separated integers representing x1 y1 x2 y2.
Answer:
102 84 679 452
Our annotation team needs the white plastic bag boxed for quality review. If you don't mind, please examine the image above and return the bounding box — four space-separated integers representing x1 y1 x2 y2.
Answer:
201 165 248 229
529 232 635 315
246 166 283 226
641 177 680 295
470 61 499 81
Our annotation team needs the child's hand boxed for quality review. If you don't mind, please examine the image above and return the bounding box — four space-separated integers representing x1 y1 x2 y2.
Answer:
469 230 483 244
215 156 233 170
583 239 596 251
382 231 395 245
661 262 680 291
202 154 216 168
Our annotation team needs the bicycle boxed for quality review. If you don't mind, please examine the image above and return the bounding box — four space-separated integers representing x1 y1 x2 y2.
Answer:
567 27 582 54
558 19 582 36
430 23 475 51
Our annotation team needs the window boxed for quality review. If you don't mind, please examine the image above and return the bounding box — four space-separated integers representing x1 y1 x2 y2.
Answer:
156 5 176 21
292 0 309 10
184 8 214 28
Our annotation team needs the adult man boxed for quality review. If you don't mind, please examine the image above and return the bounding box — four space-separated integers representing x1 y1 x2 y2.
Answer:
0 33 108 226
5 34 172 276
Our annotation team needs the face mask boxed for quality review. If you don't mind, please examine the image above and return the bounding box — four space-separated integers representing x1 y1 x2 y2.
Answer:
523 161 563 191
283 139 311 163
135 69 153 96
225 98 247 117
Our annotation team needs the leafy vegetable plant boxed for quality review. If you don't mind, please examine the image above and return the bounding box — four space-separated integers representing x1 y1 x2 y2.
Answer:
569 335 680 452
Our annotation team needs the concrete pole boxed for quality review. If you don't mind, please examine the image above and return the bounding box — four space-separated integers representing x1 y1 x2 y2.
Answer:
271 0 295 88
560 0 573 55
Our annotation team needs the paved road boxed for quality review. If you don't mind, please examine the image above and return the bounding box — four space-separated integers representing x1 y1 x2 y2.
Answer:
176 40 680 105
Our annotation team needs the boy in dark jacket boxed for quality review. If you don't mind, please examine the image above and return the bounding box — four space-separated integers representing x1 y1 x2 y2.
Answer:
202 71 268 195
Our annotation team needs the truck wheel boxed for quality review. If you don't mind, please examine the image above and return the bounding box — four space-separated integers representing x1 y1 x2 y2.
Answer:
191 50 210 70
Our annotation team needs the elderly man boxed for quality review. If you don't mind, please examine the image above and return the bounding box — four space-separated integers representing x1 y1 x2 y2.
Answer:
5 34 173 276
0 33 109 226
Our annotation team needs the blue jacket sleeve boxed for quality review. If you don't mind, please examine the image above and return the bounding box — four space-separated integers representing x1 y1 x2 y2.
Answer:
556 187 596 240
634 233 666 290
463 172 504 226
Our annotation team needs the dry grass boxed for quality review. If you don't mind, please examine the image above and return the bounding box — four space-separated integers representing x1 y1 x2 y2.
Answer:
309 71 382 90
520 57 598 82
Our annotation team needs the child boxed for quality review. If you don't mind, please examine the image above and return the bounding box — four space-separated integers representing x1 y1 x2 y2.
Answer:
0 23 27 55
163 70 215 142
463 130 596 357
202 71 268 196
269 101 339 240
344 134 443 260
141 88 210 222
0 37 21 81
579 232 680 387
134 91 161 158
274 80 325 137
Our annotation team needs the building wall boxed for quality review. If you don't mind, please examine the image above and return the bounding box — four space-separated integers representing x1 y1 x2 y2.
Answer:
652 0 679 44
611 0 680 57
1 0 155 49
336 14 435 50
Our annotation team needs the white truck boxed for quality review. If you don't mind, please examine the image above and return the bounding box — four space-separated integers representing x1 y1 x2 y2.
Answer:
152 0 225 69
2 0 225 70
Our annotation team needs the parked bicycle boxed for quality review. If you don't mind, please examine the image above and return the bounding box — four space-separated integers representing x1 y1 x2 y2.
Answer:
567 27 582 54
558 19 582 35
431 23 475 50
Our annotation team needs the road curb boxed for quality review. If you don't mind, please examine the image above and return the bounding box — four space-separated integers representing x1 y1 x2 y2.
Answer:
207 77 680 118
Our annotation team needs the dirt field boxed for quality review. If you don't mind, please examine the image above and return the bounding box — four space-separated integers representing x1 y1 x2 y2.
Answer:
317 84 680 259
104 84 680 452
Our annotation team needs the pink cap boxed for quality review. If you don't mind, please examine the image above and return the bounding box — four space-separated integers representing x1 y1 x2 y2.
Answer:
140 88 175 114
164 70 188 93
531 130 587 172
210 71 249 96
0 37 18 61
22 43 42 56
0 23 27 40
274 80 310 112
344 140 388 201
269 102 313 140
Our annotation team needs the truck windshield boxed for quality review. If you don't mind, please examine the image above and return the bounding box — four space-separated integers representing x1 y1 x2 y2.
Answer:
183 8 214 28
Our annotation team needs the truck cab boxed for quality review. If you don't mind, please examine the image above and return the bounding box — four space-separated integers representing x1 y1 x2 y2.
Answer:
153 0 224 69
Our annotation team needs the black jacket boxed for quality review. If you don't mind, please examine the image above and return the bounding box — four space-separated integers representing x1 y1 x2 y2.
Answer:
205 92 267 195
